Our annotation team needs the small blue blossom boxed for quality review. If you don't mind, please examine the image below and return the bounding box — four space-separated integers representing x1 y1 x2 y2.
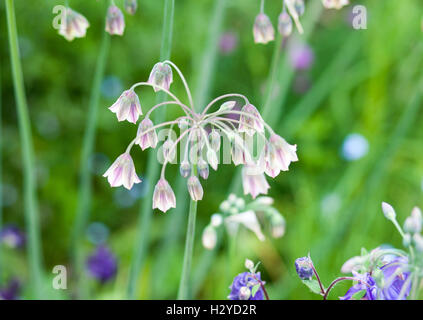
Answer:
86 245 117 283
295 256 314 280
228 272 264 300
0 225 25 249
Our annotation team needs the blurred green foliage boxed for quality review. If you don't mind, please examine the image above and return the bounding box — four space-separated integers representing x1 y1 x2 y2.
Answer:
0 0 422 299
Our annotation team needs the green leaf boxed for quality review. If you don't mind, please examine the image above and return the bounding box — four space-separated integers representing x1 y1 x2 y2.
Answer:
351 289 366 300
251 284 261 297
301 279 323 295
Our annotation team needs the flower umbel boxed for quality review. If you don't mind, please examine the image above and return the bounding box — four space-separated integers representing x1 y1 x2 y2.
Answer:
103 61 297 212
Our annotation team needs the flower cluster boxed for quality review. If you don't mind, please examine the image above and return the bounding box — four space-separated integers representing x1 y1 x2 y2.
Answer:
56 1 138 41
228 259 268 300
253 0 305 44
201 194 286 250
104 61 298 212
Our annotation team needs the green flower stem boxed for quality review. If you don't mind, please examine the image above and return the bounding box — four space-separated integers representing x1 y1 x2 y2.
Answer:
5 0 43 298
70 22 110 297
126 0 174 300
0 61 3 282
177 168 198 300
151 0 227 298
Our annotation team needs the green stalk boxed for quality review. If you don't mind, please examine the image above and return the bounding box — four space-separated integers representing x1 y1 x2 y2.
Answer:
177 175 198 300
0 56 3 283
5 0 43 298
126 0 175 300
70 21 110 297
151 0 227 298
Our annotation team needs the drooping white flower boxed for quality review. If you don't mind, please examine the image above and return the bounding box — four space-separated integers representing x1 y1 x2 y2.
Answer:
148 62 173 92
225 210 265 241
135 118 158 150
103 153 141 190
152 178 176 213
58 8 90 41
322 0 349 10
238 104 264 136
265 134 298 177
105 5 125 36
187 176 203 201
253 13 275 44
109 89 142 124
242 166 270 199
278 11 293 36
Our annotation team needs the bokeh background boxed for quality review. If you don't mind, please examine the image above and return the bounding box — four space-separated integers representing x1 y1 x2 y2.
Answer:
0 0 422 299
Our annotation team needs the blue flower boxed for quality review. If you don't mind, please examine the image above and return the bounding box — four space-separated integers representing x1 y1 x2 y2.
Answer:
86 245 117 283
342 257 411 300
295 256 314 280
0 225 25 249
228 272 264 300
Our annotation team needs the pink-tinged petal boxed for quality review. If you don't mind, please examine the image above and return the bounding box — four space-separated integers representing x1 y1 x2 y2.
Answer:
103 153 140 190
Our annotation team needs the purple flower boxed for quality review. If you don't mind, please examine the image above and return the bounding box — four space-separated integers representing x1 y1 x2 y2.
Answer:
289 41 314 71
342 258 411 300
86 245 117 283
295 256 314 280
219 32 238 54
0 225 25 249
0 279 20 300
228 272 264 300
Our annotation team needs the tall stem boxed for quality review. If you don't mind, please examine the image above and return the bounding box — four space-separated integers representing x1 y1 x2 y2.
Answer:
70 20 110 297
5 0 43 298
126 0 175 299
177 167 198 300
0 59 3 282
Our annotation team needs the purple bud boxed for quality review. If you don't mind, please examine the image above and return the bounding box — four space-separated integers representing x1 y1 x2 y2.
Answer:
198 158 209 180
295 256 314 280
86 245 117 283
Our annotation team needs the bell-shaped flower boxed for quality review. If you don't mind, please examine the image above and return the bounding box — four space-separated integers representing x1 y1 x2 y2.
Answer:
238 104 264 136
103 153 141 190
179 160 191 178
206 149 219 171
105 5 125 36
225 210 265 241
202 225 217 250
253 13 275 44
148 62 173 92
124 0 137 15
109 89 142 124
152 178 176 212
58 8 90 41
163 138 176 162
135 118 158 150
197 158 209 180
322 0 349 10
231 136 252 166
242 165 270 199
209 130 221 151
278 11 293 36
187 176 203 201
265 134 298 177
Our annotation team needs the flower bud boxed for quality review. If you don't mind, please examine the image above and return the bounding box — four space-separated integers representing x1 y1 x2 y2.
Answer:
187 176 203 201
209 130 221 151
211 214 223 227
198 158 209 180
163 138 176 162
105 5 125 36
202 225 217 250
253 13 275 44
322 0 349 10
413 233 423 252
219 200 231 213
179 160 191 178
381 202 396 221
295 256 314 280
148 62 173 92
278 11 293 36
206 149 219 171
245 259 255 270
218 101 236 112
239 286 251 300
294 0 305 16
403 233 412 247
403 207 422 234
124 0 137 15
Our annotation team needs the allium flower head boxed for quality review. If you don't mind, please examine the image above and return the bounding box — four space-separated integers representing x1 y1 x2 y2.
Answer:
109 89 142 124
124 0 138 15
105 5 125 36
253 13 275 44
58 8 90 41
0 225 25 249
295 256 314 280
86 245 118 283
136 118 158 150
322 0 349 10
229 272 265 300
148 62 173 92
152 178 176 212
103 153 141 190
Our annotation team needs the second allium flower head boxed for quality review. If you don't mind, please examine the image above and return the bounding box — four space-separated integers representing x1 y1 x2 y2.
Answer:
103 61 298 212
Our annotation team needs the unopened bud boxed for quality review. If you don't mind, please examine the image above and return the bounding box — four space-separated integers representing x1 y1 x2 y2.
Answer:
124 0 137 15
187 176 203 201
206 149 219 171
403 207 422 234
278 11 293 36
198 158 209 180
202 226 217 250
381 202 396 221
295 256 314 280
245 259 255 270
211 214 223 227
209 130 221 151
239 286 251 300
179 161 191 178
413 233 423 252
